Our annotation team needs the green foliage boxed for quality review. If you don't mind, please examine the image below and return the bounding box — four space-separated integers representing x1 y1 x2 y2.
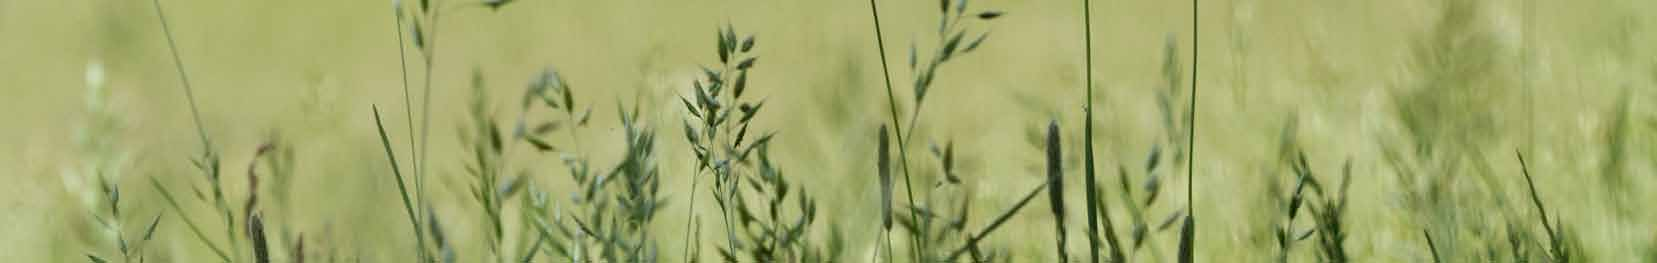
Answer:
68 1 1653 262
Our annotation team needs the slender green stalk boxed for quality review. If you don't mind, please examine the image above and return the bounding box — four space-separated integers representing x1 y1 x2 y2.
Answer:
865 0 925 259
388 4 430 261
1181 0 1200 261
1424 230 1442 263
149 1 239 261
415 5 444 256
373 105 428 261
148 0 210 151
1092 184 1126 262
1516 151 1570 261
1079 0 1102 262
681 172 699 261
1186 0 1199 219
945 183 1047 261
149 178 232 262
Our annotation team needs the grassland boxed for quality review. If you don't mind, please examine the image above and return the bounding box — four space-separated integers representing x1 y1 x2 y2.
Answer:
4 0 1657 262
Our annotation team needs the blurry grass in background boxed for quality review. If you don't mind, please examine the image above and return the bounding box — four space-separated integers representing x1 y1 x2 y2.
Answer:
4 0 1657 261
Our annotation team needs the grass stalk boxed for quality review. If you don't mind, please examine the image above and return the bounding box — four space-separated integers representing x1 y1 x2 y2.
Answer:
372 106 428 260
1078 0 1102 261
414 7 439 261
1424 230 1442 263
149 178 232 262
1515 153 1551 239
148 0 244 261
147 0 210 151
1180 0 1199 261
944 183 1048 261
1091 184 1126 262
387 3 429 261
1517 151 1570 262
864 0 925 259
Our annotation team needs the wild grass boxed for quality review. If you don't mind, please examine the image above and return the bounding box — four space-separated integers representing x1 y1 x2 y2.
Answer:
1080 36 1194 263
1267 148 1350 263
70 60 165 263
1516 152 1580 262
390 1 520 260
1044 121 1068 262
145 0 246 261
678 24 773 261
370 106 425 261
456 68 516 261
61 0 1657 262
1077 1 1104 261
866 0 1003 261
1377 1 1530 260
1179 1 1199 262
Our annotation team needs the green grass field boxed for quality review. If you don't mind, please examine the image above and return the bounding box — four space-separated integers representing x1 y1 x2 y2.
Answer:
4 0 1656 261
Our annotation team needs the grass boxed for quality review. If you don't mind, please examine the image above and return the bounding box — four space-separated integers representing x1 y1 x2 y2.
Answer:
30 0 1657 262
370 106 424 261
1044 120 1068 262
1516 151 1577 262
679 23 774 261
867 0 1004 261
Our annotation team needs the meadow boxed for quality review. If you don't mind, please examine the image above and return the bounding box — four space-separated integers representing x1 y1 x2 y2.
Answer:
4 0 1656 261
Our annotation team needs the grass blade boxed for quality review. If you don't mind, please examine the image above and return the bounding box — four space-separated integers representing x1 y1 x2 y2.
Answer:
946 183 1047 261
372 105 427 259
1091 184 1125 262
1424 229 1442 263
148 178 231 262
148 0 210 151
1080 0 1101 260
865 0 925 258
1183 0 1200 259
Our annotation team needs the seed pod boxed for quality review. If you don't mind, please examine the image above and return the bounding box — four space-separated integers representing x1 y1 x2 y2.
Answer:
1045 120 1064 218
1045 120 1068 261
878 125 893 230
248 214 270 263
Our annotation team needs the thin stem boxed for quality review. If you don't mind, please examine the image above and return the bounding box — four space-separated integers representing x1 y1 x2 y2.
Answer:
148 0 210 151
416 5 442 261
1185 0 1199 240
1080 0 1102 262
681 176 699 261
945 183 1048 262
389 4 429 261
866 0 925 260
215 189 238 262
712 57 740 258
1515 152 1557 247
1423 230 1442 263
884 231 895 263
901 101 924 144
149 178 233 262
373 106 429 262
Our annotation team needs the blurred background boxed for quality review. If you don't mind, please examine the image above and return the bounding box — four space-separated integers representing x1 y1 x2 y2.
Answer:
4 0 1655 261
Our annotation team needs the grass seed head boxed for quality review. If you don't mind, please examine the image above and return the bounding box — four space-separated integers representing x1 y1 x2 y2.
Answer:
879 125 893 230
